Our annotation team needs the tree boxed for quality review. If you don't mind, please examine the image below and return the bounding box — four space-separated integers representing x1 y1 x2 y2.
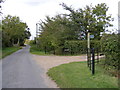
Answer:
60 3 113 40
35 3 114 55
2 15 31 47
0 0 5 14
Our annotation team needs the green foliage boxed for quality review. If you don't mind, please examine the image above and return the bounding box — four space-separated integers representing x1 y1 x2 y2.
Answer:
2 46 21 59
60 3 113 40
30 44 52 55
64 40 100 55
100 34 119 69
64 40 87 54
2 15 31 47
38 15 77 53
35 3 113 55
29 40 36 45
90 40 101 50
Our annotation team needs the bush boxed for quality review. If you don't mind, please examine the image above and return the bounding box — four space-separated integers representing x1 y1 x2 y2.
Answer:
34 39 101 55
100 34 119 69
63 40 101 55
90 40 101 50
29 40 36 45
64 40 87 54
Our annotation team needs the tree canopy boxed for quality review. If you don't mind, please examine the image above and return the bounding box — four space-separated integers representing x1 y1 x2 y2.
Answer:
2 15 31 47
60 3 113 40
33 3 113 55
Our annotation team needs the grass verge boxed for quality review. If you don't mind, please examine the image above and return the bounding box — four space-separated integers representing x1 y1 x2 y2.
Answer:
1 46 21 59
30 44 86 56
30 44 53 56
47 61 118 88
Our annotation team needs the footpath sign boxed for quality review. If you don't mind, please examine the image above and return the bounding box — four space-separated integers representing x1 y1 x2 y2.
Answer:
90 35 94 38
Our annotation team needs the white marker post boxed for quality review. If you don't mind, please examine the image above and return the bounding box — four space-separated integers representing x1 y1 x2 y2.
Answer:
87 32 90 49
87 32 91 69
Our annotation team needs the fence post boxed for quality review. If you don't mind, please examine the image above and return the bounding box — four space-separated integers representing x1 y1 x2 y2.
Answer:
87 48 89 67
97 48 99 63
92 48 95 75
89 49 91 70
87 48 91 70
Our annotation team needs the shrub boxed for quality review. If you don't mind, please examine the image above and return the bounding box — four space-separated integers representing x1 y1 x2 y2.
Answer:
29 40 36 45
100 34 119 69
63 40 101 55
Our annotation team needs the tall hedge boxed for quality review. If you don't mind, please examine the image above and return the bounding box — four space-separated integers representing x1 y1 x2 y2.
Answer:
100 34 119 69
62 40 101 55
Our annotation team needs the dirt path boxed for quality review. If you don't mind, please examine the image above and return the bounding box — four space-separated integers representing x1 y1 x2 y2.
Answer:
32 55 87 88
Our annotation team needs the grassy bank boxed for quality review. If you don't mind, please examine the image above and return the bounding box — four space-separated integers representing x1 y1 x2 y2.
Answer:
47 61 118 88
1 46 21 59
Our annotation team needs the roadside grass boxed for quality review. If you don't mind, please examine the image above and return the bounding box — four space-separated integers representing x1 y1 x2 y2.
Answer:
30 44 86 56
1 46 21 59
47 61 118 88
0 49 2 59
30 50 53 56
57 53 87 56
30 44 53 56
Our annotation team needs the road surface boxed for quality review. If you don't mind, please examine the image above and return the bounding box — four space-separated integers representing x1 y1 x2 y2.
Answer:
2 45 48 88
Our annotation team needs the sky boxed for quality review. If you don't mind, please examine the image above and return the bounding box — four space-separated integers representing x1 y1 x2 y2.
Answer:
1 0 120 39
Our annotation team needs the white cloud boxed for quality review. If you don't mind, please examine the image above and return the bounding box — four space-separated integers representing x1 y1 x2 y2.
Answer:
2 0 119 39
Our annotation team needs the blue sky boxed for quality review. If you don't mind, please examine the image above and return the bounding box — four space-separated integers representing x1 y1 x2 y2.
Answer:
2 0 119 39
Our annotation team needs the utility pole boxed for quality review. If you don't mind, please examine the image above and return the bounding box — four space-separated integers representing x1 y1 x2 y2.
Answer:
36 23 40 38
118 1 120 34
36 23 39 44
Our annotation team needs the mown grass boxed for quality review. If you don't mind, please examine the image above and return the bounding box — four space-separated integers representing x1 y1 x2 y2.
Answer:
47 61 118 88
1 46 21 59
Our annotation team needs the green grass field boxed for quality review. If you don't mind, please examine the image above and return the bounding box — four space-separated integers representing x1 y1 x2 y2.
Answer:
1 46 21 59
47 61 118 88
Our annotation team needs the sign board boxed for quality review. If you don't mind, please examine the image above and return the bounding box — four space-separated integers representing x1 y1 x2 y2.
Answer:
90 35 94 38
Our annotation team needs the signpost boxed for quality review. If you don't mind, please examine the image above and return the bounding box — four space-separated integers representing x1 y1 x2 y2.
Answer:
87 31 95 75
87 32 91 68
90 35 94 38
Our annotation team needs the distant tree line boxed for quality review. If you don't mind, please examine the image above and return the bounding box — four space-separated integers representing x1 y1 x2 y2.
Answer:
2 15 31 47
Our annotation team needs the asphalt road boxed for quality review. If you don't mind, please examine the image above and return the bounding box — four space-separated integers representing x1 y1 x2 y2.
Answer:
2 45 48 88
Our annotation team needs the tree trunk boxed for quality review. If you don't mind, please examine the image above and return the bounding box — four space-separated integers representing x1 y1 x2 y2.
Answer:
12 39 14 46
17 38 20 46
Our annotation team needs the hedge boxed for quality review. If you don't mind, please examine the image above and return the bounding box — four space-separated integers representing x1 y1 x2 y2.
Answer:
61 40 101 55
100 34 119 69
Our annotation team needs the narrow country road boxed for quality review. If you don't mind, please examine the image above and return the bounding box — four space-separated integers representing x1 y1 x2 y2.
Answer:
2 45 48 88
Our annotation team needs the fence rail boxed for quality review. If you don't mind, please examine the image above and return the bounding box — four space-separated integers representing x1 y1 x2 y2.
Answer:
87 48 101 75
